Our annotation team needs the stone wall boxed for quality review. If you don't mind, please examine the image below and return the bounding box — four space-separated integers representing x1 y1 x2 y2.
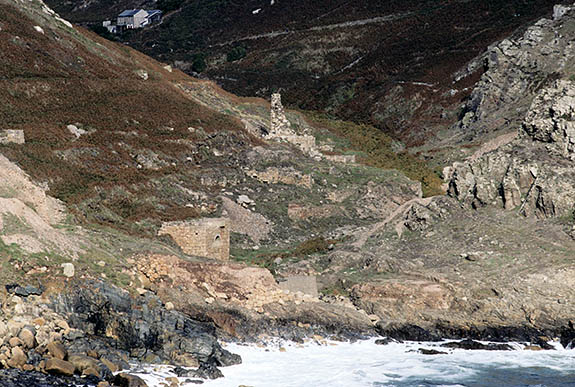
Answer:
267 94 322 158
158 218 230 260
278 275 318 298
267 94 356 163
287 203 342 221
248 167 313 188
0 130 25 145
324 154 356 164
270 93 291 137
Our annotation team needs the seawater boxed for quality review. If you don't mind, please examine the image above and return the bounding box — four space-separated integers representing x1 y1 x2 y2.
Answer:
131 338 575 386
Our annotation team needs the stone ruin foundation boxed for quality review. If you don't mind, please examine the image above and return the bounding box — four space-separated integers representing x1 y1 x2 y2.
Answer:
268 94 354 163
278 275 319 298
0 130 25 144
159 218 230 260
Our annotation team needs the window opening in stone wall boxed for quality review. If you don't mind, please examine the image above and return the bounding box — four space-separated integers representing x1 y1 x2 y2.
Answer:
213 234 222 248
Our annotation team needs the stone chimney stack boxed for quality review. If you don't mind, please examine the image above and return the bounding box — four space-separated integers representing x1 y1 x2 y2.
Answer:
270 93 291 136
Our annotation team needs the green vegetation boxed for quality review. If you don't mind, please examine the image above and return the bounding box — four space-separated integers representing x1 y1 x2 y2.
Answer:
89 25 116 41
226 46 247 62
231 237 336 274
191 53 207 73
292 237 333 256
0 238 70 286
306 112 444 197
556 210 575 225
320 282 351 297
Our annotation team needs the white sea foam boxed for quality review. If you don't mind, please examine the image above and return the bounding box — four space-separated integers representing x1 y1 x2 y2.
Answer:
130 338 575 386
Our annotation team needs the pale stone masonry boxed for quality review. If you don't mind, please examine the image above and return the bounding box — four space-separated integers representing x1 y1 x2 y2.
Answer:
158 218 230 260
268 93 321 158
0 130 25 144
268 94 355 163
278 275 319 298
270 93 292 137
323 154 356 164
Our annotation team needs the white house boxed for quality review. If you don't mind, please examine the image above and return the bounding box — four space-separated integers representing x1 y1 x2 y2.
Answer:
116 9 162 30
102 20 117 34
117 9 149 29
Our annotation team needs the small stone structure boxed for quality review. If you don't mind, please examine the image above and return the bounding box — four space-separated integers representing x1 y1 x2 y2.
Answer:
278 275 319 298
268 94 321 158
158 218 230 260
270 93 292 137
324 154 356 164
0 130 25 145
248 167 313 188
267 94 354 163
287 203 342 221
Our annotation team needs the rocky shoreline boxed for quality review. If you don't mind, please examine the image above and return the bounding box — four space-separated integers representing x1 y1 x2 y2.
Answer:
3 1 575 386
0 280 240 386
2 278 575 386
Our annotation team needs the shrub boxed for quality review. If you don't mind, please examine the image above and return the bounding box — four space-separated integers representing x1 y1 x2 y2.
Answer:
191 53 206 73
293 237 332 256
226 46 247 62
89 25 115 41
306 112 444 197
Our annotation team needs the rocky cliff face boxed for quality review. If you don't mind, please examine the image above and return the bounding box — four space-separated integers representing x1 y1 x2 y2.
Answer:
455 5 575 142
448 80 575 219
443 5 575 219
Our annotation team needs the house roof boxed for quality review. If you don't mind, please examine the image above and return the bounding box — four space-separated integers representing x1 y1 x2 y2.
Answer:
147 10 162 16
118 9 146 17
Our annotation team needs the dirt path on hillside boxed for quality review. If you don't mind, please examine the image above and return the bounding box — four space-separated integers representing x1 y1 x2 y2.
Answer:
352 197 434 248
211 12 412 47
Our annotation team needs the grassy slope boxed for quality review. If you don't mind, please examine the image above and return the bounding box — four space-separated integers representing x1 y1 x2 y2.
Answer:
0 0 436 259
305 112 444 197
0 1 253 234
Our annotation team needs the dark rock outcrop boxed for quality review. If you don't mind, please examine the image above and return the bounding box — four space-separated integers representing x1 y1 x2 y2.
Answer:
441 339 513 351
0 368 81 387
51 280 241 378
419 348 447 355
113 373 148 387
5 284 44 297
375 323 442 342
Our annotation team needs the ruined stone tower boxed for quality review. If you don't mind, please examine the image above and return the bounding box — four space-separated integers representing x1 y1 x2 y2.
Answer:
270 93 292 137
158 218 230 260
268 93 323 158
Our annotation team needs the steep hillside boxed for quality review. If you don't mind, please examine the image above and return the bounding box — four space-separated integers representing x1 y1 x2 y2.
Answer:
4 1 575 384
0 1 421 380
45 0 572 147
1 0 445 239
0 0 252 234
0 0 428 333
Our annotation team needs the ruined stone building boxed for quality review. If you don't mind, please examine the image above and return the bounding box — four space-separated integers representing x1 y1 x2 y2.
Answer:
158 218 230 260
267 93 355 163
268 93 321 158
0 130 25 144
270 93 292 137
